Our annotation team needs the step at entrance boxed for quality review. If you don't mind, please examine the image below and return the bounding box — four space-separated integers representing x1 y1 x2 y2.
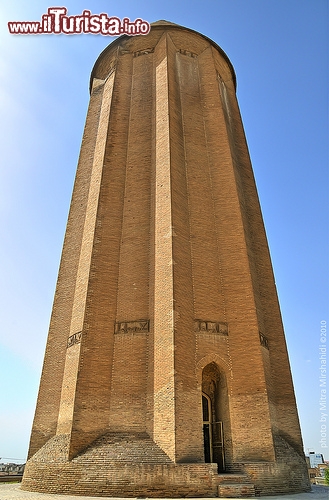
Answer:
217 474 256 498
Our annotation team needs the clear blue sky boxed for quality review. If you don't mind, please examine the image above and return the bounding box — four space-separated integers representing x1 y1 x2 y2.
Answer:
0 0 328 463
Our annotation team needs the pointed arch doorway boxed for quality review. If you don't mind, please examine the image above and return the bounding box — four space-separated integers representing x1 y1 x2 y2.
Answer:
202 363 226 471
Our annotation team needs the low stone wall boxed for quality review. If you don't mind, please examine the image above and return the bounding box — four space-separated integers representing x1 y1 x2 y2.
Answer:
22 461 220 498
0 476 23 483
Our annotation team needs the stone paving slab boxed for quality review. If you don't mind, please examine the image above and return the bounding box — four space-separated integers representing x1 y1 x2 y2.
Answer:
0 484 328 500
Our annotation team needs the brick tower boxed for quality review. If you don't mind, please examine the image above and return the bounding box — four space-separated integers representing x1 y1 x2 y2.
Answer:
22 21 310 497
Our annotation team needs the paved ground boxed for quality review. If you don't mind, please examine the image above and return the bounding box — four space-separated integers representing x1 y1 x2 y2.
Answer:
0 483 328 500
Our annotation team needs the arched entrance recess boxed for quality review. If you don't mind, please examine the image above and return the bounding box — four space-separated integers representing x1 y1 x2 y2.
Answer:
202 362 230 471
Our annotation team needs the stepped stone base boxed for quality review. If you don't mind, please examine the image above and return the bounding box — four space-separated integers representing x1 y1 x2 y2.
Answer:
228 436 311 497
22 433 311 498
218 484 255 498
217 474 255 498
22 432 220 497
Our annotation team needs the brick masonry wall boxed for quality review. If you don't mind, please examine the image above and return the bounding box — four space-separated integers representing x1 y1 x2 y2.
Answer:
22 432 310 497
229 436 310 496
22 433 220 498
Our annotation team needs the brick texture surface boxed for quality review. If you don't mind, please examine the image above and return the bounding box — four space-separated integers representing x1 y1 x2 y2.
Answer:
22 21 310 497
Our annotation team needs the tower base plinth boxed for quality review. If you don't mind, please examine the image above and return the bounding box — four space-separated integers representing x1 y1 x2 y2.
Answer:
22 432 310 498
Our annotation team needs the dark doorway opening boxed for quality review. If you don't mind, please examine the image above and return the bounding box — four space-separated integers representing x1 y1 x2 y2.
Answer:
202 363 226 472
202 394 212 462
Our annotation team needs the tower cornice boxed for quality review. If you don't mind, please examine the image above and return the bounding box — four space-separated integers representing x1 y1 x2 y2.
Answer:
89 20 237 93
